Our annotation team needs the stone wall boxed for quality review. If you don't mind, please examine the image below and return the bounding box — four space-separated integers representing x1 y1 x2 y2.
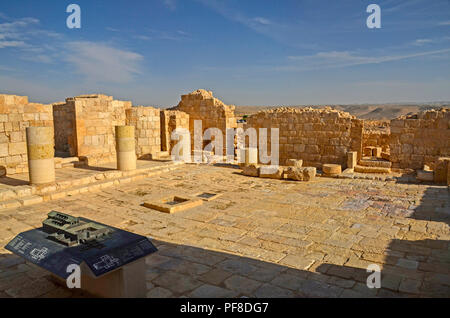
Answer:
160 110 190 153
390 108 450 169
246 107 363 168
174 89 237 152
54 94 131 165
53 101 76 155
362 120 390 153
125 106 161 159
0 94 53 175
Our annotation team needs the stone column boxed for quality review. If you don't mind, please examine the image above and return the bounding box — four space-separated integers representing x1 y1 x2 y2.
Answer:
26 127 55 185
115 126 136 171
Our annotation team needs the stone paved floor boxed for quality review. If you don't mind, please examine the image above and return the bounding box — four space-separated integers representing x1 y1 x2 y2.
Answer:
0 164 449 297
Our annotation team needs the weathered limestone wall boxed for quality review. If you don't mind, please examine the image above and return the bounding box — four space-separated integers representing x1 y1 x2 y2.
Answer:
125 106 161 159
52 101 76 155
0 94 53 175
390 108 450 169
160 110 190 153
362 120 390 153
246 107 363 168
174 89 237 152
54 94 132 165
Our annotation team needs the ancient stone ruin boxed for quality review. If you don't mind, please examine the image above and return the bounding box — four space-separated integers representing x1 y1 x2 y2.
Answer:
0 89 449 298
0 90 449 187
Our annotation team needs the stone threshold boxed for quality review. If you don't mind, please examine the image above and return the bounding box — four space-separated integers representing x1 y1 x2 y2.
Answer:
0 161 185 212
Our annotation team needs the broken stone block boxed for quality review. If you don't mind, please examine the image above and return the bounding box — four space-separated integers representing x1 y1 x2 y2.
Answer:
285 166 316 181
322 164 342 176
347 152 357 169
285 159 303 168
434 157 450 184
242 164 259 177
259 165 284 179
302 167 316 181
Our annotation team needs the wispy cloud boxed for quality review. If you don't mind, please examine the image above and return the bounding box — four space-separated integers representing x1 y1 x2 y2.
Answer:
438 21 450 26
0 40 26 48
65 42 144 83
133 29 190 41
280 49 450 71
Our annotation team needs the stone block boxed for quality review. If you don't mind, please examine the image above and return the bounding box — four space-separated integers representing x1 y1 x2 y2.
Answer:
242 164 259 177
447 163 450 186
285 159 303 168
416 170 434 182
363 146 375 157
347 151 357 169
434 157 450 184
259 165 284 179
322 164 342 176
373 147 382 158
285 166 316 181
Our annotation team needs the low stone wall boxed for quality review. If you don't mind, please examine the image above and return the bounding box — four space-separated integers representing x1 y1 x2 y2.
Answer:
390 108 450 169
246 107 363 168
362 120 390 153
160 110 190 153
125 106 161 159
0 94 53 175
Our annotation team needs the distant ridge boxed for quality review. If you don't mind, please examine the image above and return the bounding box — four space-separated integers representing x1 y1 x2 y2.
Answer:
235 103 450 120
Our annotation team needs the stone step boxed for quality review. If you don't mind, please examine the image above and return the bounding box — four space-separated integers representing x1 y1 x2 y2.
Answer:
354 165 391 174
61 157 80 164
151 151 172 160
359 158 392 168
0 161 185 212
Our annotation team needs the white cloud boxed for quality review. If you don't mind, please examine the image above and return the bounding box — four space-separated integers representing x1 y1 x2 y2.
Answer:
251 17 272 26
439 21 450 26
65 42 144 83
282 49 450 71
413 38 433 46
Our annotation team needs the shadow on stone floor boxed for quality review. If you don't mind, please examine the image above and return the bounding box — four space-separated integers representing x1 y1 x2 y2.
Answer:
2 232 447 298
0 176 29 187
317 184 450 297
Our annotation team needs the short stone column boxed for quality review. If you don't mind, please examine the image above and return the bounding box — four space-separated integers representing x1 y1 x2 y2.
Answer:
26 127 55 185
115 126 136 171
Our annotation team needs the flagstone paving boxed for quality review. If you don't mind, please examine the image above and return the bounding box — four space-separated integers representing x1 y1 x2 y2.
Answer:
0 163 449 297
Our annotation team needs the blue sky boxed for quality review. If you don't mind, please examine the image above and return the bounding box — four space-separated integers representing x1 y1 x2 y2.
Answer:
0 0 449 106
